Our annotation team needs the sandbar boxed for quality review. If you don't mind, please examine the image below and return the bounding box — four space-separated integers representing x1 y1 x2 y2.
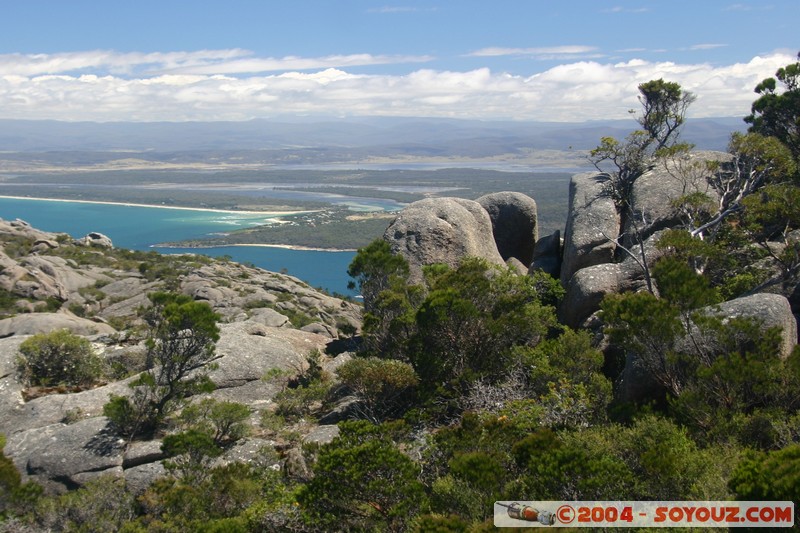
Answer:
0 195 312 217
153 242 356 253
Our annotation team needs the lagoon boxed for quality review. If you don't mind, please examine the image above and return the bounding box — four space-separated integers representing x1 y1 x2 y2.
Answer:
0 197 357 296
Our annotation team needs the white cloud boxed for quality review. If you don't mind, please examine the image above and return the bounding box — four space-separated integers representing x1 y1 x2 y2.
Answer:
689 44 728 50
0 50 794 122
604 6 650 13
0 49 432 77
0 49 252 77
468 46 599 58
724 3 774 11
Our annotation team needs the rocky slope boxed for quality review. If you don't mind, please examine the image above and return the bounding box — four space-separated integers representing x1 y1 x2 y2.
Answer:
0 219 360 492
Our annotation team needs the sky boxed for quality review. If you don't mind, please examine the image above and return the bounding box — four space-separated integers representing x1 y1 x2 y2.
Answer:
0 0 797 123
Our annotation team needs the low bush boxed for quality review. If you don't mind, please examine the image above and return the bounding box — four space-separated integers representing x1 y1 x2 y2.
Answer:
178 398 251 446
336 356 418 422
17 329 103 387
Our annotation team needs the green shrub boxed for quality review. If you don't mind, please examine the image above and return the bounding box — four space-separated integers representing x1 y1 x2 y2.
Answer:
17 329 102 387
161 429 223 484
337 356 419 422
102 394 140 436
1 434 21 516
30 476 135 532
178 399 251 446
268 351 332 423
298 421 427 531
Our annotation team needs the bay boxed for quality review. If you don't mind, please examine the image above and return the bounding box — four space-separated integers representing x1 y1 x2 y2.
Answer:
0 197 357 296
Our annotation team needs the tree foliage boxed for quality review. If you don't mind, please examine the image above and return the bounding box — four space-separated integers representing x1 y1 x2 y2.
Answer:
745 52 800 162
690 131 797 239
104 292 220 437
336 356 419 422
636 79 696 151
588 79 695 293
408 258 557 396
298 421 427 532
178 398 251 446
590 79 694 208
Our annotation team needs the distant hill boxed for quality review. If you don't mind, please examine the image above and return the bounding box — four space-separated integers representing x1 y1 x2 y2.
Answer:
0 116 747 156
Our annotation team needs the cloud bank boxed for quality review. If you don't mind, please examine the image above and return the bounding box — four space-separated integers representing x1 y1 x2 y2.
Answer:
0 49 794 122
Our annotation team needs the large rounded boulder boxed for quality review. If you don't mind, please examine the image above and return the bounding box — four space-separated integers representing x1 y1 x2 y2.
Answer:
384 197 504 282
476 191 538 267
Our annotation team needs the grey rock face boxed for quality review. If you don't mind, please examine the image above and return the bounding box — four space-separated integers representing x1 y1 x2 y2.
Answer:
384 197 504 282
707 293 797 359
209 320 331 389
123 462 166 495
559 263 627 330
0 218 363 496
529 230 561 278
560 172 619 286
0 313 117 337
505 257 528 275
5 417 124 492
559 231 667 328
622 151 727 249
303 424 340 445
476 192 538 267
248 307 290 328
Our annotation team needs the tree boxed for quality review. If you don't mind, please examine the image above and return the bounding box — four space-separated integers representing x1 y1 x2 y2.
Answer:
589 79 695 293
729 444 800 502
590 79 695 208
347 239 410 311
745 52 800 162
178 398 251 446
348 239 423 357
161 429 223 484
104 292 220 437
601 290 684 396
690 132 797 239
636 79 696 151
408 259 556 393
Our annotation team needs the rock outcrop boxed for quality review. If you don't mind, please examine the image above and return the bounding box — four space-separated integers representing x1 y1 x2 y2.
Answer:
559 230 668 328
616 292 798 403
77 232 113 248
560 152 729 322
384 197 504 282
0 313 117 337
476 191 538 267
560 172 619 287
708 293 797 360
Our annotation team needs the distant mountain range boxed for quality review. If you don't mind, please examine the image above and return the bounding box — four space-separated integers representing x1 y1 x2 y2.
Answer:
0 116 747 157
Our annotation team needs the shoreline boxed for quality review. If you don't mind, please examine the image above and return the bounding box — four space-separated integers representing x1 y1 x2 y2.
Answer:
153 242 357 253
0 195 311 217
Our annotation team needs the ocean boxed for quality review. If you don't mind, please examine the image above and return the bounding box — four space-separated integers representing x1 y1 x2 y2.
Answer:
0 197 357 296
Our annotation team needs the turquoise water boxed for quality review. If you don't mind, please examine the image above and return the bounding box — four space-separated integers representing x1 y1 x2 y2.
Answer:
0 198 356 296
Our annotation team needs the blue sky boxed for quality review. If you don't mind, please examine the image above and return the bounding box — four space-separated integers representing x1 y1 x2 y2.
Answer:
0 1 796 122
